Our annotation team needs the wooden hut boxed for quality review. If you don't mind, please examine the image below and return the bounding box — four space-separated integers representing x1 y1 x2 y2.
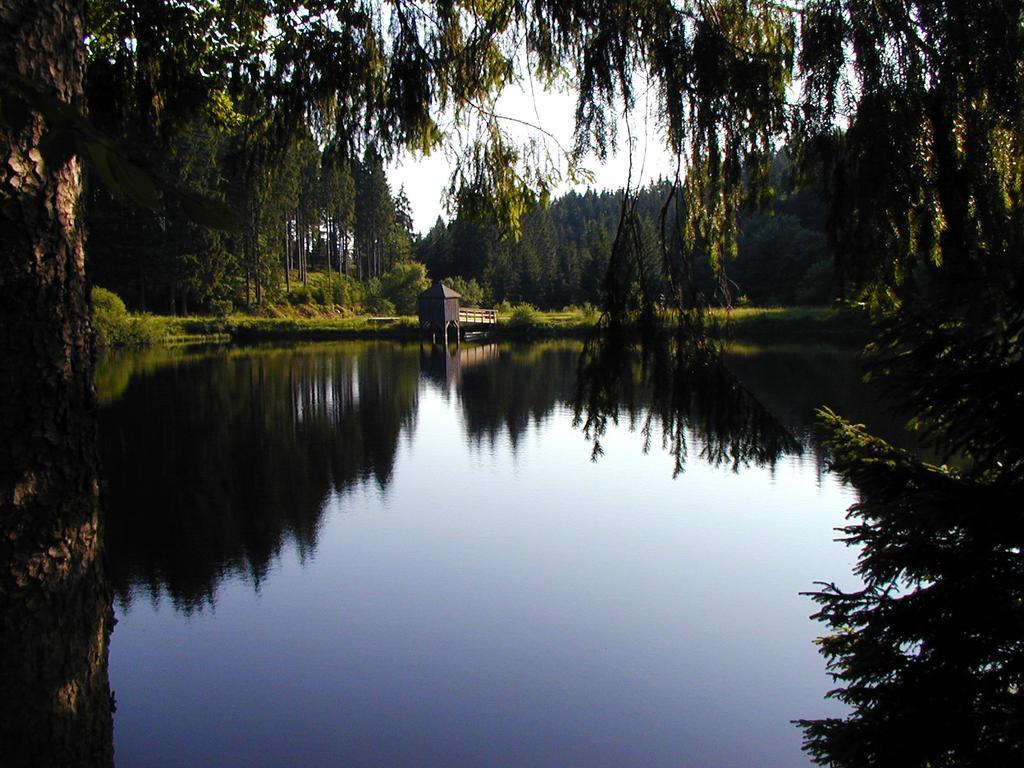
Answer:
417 282 461 342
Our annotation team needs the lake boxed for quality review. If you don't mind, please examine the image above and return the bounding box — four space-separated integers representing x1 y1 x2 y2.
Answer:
96 339 893 767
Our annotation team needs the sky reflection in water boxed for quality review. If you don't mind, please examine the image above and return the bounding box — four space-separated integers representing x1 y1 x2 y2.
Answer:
99 341 875 768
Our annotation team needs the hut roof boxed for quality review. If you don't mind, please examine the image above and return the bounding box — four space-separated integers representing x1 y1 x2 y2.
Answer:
419 282 461 300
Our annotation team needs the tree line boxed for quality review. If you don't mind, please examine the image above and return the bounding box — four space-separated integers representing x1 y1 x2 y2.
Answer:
80 0 429 314
82 0 833 320
417 153 830 311
87 115 832 315
85 125 416 313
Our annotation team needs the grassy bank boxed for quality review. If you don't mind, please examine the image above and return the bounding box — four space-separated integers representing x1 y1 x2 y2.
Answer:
93 302 602 347
94 302 870 349
168 313 422 342
715 306 872 346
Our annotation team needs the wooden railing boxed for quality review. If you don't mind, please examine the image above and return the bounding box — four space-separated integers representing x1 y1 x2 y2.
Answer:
458 307 497 324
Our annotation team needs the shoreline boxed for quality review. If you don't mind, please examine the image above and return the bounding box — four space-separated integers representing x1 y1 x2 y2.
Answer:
101 306 872 349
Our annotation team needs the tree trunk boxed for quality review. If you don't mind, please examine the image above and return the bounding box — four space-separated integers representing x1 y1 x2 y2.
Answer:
326 217 333 299
283 217 290 292
254 204 262 305
303 218 309 285
342 230 349 277
0 2 115 766
297 209 305 285
244 250 252 306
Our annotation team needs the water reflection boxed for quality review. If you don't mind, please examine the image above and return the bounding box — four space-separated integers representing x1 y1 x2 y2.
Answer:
100 343 419 611
573 330 802 475
722 344 915 452
0 337 897 767
419 341 507 398
98 339 895 615
455 342 582 449
99 338 880 768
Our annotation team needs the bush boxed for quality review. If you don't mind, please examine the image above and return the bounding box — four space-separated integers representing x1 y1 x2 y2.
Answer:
130 314 169 343
92 284 128 317
794 260 834 305
378 261 430 314
209 298 233 317
91 286 166 347
364 295 396 315
563 303 599 322
309 283 328 305
444 275 486 307
92 286 128 347
331 274 364 308
506 302 548 331
288 284 313 306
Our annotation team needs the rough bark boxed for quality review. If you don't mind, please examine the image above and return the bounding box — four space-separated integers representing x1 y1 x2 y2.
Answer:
0 1 114 765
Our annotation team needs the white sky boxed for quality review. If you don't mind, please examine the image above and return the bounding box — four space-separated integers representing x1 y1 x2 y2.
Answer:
387 80 679 234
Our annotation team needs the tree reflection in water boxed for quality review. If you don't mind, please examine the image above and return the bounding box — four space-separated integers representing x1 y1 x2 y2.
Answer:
573 327 802 476
101 344 420 612
23 324 1010 768
99 338 852 616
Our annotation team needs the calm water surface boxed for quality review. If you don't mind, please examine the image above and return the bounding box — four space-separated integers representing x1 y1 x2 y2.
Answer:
97 340 891 767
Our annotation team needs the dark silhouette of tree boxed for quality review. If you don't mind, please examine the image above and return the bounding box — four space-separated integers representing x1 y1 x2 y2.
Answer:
1 3 114 765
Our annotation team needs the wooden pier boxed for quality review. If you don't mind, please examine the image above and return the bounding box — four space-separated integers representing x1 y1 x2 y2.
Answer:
458 307 497 325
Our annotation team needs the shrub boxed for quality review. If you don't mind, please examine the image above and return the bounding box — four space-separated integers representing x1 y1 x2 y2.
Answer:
309 283 328 305
378 261 430 314
130 314 168 344
506 302 548 331
794 261 834 306
91 286 166 347
288 284 313 305
331 274 364 308
562 303 599 322
92 286 128 347
364 295 396 315
444 275 486 307
92 284 127 316
209 298 233 317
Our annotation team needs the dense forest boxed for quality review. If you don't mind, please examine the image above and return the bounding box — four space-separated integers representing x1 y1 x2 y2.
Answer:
85 111 832 314
80 3 428 315
80 2 833 318
417 157 830 310
85 129 419 313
